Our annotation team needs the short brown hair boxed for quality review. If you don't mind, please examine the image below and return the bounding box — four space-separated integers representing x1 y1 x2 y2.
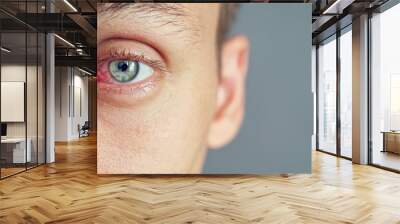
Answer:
218 3 239 46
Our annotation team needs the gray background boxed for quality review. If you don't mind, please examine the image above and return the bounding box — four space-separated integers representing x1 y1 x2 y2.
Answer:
204 4 312 174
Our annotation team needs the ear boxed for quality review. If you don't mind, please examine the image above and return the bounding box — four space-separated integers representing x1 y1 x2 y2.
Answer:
208 35 249 149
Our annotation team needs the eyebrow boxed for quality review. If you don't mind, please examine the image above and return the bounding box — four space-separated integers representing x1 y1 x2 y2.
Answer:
98 3 201 41
98 3 189 18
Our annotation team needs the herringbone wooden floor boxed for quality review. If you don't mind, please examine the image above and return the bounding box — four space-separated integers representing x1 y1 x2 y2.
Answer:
1 135 400 223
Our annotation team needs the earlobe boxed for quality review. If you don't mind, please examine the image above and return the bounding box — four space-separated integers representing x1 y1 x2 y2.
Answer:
208 35 249 149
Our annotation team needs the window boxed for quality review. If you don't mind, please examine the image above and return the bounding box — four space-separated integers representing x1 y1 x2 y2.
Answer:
370 2 400 171
318 35 337 154
339 27 352 158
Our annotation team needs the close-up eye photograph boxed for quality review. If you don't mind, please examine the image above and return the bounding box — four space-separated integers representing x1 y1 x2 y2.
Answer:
96 2 312 174
1 0 400 223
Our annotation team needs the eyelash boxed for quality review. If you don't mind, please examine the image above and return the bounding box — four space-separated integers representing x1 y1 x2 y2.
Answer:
99 48 169 74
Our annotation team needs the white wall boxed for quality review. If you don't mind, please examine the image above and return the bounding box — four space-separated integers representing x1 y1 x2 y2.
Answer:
55 66 70 141
54 67 89 141
71 72 89 139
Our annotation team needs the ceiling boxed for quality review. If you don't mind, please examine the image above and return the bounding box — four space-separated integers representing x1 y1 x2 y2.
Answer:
0 0 96 73
311 0 390 43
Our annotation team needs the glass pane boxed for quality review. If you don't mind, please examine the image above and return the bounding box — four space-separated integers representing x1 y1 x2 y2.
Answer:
38 32 45 165
27 31 38 169
318 36 337 154
0 0 46 178
340 28 352 158
371 3 400 171
26 0 39 169
1 30 27 177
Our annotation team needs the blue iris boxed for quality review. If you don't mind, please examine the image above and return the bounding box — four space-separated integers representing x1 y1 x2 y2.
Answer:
109 60 139 83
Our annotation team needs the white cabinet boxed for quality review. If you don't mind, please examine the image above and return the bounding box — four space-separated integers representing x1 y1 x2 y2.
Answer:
1 138 32 163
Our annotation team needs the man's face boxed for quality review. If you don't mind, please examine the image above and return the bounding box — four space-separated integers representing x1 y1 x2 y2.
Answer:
97 3 248 174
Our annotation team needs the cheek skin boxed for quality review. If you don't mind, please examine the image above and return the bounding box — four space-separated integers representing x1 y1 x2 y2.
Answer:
97 70 218 174
97 81 160 108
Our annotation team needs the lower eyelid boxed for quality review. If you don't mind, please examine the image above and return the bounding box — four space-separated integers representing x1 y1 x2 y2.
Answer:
97 68 162 99
99 83 155 96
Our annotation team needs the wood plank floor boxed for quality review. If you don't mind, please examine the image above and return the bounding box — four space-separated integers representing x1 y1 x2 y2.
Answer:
1 134 400 223
0 167 26 178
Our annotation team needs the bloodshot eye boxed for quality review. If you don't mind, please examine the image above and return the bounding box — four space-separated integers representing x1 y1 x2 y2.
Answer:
109 60 154 84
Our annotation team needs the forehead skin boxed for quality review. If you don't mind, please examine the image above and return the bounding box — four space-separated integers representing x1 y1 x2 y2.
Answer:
97 4 221 173
98 3 220 56
98 3 201 40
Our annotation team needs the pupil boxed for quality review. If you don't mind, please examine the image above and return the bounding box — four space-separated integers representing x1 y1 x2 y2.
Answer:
118 61 129 72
